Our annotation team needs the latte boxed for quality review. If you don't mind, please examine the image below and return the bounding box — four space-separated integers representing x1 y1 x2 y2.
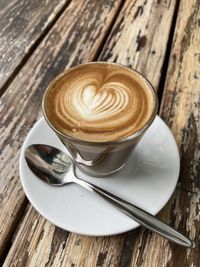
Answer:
43 63 156 142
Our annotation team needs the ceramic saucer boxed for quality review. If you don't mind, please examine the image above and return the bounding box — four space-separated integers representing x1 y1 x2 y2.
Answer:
19 116 180 236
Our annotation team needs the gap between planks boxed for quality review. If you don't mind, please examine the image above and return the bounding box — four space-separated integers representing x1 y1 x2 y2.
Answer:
157 0 180 112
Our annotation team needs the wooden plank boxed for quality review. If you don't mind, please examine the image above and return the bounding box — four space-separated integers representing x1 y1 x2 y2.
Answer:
3 208 125 266
2 0 177 266
0 0 123 259
0 0 70 94
128 0 200 266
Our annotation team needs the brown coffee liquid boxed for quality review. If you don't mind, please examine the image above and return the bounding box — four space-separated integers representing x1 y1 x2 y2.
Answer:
44 63 156 142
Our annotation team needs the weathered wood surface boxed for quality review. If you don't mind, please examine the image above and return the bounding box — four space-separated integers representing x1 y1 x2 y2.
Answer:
0 0 70 95
1 0 178 266
100 0 176 88
2 208 125 266
128 0 200 266
0 0 123 259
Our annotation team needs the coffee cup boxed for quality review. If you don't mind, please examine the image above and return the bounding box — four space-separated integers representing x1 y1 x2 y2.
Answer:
42 62 158 177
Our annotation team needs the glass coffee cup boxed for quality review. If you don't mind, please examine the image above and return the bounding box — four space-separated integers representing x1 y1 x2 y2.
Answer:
42 62 158 177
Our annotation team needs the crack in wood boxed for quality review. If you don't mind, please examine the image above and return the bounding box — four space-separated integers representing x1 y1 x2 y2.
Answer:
96 251 108 267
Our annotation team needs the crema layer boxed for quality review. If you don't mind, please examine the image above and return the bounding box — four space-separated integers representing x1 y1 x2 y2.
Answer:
44 63 156 142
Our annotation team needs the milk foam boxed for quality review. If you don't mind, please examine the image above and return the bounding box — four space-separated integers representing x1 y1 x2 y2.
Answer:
72 82 129 121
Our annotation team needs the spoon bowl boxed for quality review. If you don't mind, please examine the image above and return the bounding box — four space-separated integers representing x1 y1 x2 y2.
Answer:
25 144 74 186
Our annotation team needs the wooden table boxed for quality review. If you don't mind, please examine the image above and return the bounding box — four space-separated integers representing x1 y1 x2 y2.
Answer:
0 0 199 266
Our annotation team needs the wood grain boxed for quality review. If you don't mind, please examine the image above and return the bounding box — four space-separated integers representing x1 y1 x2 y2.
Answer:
1 0 177 266
4 207 125 266
0 0 71 95
126 0 200 266
0 0 123 259
100 0 176 88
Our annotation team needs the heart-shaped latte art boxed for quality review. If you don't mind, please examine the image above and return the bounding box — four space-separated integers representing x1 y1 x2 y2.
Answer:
44 63 155 142
73 83 129 121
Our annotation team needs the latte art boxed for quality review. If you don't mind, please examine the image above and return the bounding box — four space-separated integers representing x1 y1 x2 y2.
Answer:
72 81 129 121
44 63 156 142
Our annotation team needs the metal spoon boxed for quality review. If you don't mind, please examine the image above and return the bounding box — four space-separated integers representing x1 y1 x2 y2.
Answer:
24 144 195 248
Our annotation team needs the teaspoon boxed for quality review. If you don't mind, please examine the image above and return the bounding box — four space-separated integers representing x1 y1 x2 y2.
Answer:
24 144 195 248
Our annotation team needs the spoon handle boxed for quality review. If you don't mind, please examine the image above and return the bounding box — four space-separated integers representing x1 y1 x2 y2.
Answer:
75 179 194 248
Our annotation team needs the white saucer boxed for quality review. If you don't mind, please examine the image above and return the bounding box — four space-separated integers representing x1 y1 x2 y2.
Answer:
20 116 180 236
